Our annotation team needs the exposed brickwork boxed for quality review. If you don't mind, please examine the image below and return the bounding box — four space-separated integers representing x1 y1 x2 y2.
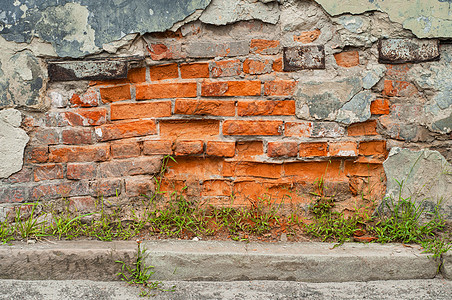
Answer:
110 101 172 120
237 100 295 116
180 63 209 79
174 99 235 116
201 80 261 97
267 141 298 157
223 120 283 136
100 85 131 103
136 82 197 99
149 63 179 81
95 120 157 141
334 51 360 67
206 141 236 157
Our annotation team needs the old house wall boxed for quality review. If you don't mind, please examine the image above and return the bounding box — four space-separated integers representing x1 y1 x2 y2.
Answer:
1 0 451 219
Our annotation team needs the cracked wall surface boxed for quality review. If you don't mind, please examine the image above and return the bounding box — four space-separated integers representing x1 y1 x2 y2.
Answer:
0 0 451 219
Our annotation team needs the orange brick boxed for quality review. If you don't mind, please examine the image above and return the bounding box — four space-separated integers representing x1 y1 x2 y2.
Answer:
25 146 49 164
267 141 298 157
159 119 220 140
348 120 378 136
70 89 99 107
370 99 390 115
334 51 360 68
293 29 321 43
201 80 261 97
283 161 346 181
250 39 280 54
358 140 387 156
202 180 233 197
272 58 283 72
180 63 209 79
285 122 312 137
243 58 272 75
62 108 107 126
127 67 147 83
237 100 295 116
174 140 204 156
66 163 97 180
34 164 64 182
111 140 141 158
110 101 172 120
223 162 282 179
236 141 263 157
136 82 197 99
166 157 223 180
206 141 235 157
299 142 327 157
143 140 172 155
62 128 94 145
174 99 235 116
344 162 384 177
383 80 418 97
223 120 283 136
100 85 131 103
263 80 297 96
95 120 157 141
149 63 178 81
49 145 110 163
328 141 358 157
210 59 242 77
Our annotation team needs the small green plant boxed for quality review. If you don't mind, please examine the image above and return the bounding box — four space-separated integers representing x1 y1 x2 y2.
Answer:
13 203 45 239
0 220 13 244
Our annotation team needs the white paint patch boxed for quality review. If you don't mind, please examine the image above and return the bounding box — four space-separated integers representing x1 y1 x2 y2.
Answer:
149 8 154 16
95 127 103 138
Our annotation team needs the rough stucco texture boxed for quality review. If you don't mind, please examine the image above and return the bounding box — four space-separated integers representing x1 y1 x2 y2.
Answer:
314 0 452 38
0 0 211 57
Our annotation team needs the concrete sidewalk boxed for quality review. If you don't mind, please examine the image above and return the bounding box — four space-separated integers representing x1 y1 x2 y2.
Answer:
0 240 450 282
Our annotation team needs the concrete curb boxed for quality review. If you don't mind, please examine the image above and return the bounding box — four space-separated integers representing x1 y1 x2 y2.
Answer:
142 241 440 282
0 241 137 281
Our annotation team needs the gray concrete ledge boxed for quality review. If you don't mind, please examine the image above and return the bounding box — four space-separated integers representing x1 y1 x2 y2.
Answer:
0 241 137 281
142 241 440 282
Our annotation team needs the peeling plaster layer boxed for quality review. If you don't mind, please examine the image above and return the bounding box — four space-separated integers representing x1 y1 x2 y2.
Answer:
0 0 211 57
315 0 452 38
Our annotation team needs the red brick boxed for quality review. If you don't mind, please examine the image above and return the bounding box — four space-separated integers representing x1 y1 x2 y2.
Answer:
125 176 156 197
173 140 204 156
223 162 282 179
293 29 321 43
31 181 89 200
328 141 358 157
334 51 360 67
143 140 172 155
149 63 178 81
127 68 147 83
70 89 99 107
285 122 312 137
90 179 122 197
283 161 346 181
175 99 235 116
243 58 272 75
62 108 107 126
299 142 327 157
237 100 295 116
383 80 418 97
25 146 49 163
160 119 220 140
180 63 209 79
62 128 94 145
111 140 141 158
358 140 387 156
68 196 96 213
136 82 197 99
110 101 172 120
201 80 261 97
201 180 232 197
223 120 283 136
31 128 59 145
236 141 263 158
210 59 242 77
344 162 384 177
165 157 223 180
49 145 110 163
250 39 280 55
272 58 283 72
98 157 162 177
146 43 183 60
267 142 298 157
206 141 235 157
3 167 32 184
385 64 412 79
370 99 390 115
100 85 131 103
67 163 97 180
348 120 378 136
0 187 27 203
34 164 64 181
95 119 157 141
263 80 297 96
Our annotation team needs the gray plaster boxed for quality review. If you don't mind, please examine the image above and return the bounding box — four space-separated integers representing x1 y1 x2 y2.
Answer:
0 109 29 179
383 147 452 221
0 0 211 57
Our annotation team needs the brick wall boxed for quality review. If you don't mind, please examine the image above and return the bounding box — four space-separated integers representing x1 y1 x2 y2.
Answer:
3 18 446 214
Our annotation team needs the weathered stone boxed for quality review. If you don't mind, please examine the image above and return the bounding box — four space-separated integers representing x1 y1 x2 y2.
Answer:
186 41 249 58
443 251 452 280
283 46 325 71
0 0 212 57
378 39 440 64
0 109 29 179
362 65 386 89
315 0 452 38
383 148 452 221
48 61 128 82
336 91 374 125
199 0 280 25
